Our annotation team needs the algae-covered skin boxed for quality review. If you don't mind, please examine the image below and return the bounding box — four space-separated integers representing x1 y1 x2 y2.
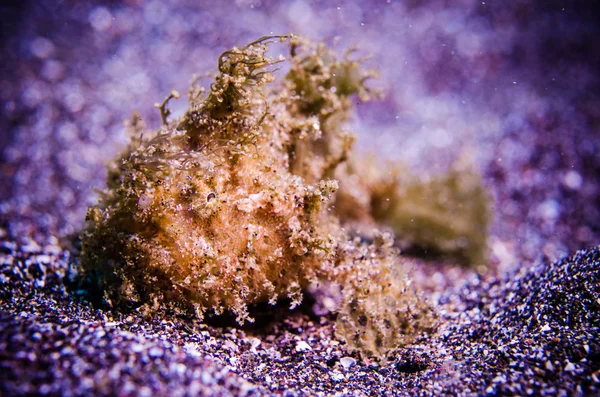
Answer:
282 40 377 184
81 35 438 358
334 232 437 360
371 169 491 266
82 36 345 323
335 157 491 267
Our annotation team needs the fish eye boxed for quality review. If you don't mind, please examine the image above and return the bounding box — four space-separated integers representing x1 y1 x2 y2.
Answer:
207 192 216 202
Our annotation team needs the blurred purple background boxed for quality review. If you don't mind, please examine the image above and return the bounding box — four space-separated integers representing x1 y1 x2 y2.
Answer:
1 0 599 273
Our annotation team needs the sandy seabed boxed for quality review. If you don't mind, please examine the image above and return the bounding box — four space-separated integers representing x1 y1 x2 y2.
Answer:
1 1 599 395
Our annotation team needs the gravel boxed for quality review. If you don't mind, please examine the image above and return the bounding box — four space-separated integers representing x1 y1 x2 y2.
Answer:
1 233 598 396
2 1 600 395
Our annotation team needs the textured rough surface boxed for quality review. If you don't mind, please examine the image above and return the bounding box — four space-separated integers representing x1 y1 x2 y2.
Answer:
1 236 599 396
335 233 437 359
78 38 345 323
2 0 600 395
79 37 434 341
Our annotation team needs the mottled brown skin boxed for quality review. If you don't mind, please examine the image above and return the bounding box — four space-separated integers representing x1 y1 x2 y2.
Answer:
81 36 366 321
82 37 349 324
334 232 437 360
81 35 469 359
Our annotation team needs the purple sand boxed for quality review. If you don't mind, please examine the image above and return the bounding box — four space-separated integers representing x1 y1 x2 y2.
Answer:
1 1 599 395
